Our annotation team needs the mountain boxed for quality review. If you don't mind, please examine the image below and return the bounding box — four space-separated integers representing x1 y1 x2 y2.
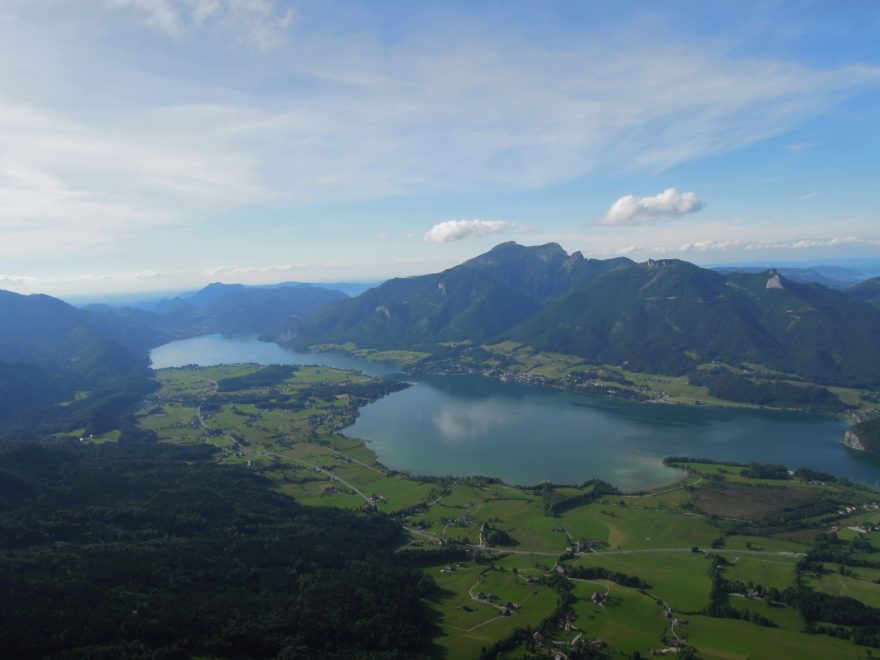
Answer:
713 265 868 290
848 276 880 308
294 265 540 349
510 260 880 387
90 282 348 340
292 243 626 349
255 280 379 297
293 243 880 387
0 291 155 434
462 241 632 304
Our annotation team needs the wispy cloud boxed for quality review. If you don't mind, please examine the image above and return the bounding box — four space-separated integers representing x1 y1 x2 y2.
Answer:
600 188 704 226
584 235 880 259
798 192 817 200
0 101 269 257
424 219 511 243
1 4 879 275
786 141 822 152
103 0 297 49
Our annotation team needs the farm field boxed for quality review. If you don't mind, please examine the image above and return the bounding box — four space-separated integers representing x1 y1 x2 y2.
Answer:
125 365 880 658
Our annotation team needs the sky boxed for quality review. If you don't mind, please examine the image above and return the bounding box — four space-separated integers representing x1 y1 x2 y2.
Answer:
1 0 879 297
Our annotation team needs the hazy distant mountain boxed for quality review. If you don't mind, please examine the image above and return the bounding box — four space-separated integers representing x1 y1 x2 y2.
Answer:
90 282 348 340
255 280 379 297
848 276 880 308
712 265 868 290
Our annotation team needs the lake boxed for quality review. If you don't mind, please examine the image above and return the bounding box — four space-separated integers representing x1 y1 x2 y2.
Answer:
151 335 880 491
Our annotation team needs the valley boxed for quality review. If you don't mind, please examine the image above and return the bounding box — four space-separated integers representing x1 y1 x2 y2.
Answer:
104 360 880 658
4 242 880 658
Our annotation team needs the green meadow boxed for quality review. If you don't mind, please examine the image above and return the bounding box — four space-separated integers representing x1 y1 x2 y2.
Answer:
124 365 880 658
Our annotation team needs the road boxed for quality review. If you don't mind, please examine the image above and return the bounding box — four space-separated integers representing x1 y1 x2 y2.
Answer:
287 455 373 504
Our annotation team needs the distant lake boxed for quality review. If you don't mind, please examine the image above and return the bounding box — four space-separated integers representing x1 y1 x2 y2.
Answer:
151 335 880 492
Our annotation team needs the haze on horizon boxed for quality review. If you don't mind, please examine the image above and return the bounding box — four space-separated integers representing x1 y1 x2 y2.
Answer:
1 0 879 297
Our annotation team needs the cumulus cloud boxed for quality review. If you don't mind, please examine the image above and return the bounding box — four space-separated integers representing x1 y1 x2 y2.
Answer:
424 219 511 243
600 188 704 226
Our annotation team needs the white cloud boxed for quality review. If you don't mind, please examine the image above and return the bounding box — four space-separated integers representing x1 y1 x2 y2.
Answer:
424 219 511 243
1 6 879 273
600 188 704 226
579 235 880 259
0 101 269 257
104 0 297 49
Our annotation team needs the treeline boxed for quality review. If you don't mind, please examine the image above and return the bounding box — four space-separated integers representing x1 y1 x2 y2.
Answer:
541 480 619 515
479 572 577 660
565 565 650 589
0 442 436 658
783 588 880 646
216 364 299 391
688 369 848 412
664 457 842 484
705 555 778 627
804 534 879 568
704 536 880 649
207 375 408 421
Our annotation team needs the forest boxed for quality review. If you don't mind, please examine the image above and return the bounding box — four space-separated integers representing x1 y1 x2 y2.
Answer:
0 442 436 659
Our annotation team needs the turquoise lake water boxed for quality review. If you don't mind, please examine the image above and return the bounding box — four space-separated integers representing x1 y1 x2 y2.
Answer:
150 335 880 491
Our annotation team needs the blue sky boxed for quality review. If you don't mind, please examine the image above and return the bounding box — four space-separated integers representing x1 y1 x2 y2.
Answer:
1 0 879 296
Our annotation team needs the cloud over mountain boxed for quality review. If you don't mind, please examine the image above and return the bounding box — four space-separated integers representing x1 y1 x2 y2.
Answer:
601 188 703 226
424 219 511 243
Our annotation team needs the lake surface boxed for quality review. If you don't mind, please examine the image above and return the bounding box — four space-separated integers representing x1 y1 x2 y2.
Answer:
151 335 880 491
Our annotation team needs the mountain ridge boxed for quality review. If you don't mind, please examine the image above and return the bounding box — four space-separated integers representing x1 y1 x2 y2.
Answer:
292 243 880 389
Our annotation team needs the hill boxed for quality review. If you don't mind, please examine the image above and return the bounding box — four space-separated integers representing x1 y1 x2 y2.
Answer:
0 291 156 434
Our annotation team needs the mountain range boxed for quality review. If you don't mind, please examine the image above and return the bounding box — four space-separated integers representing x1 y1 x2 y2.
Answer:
293 242 880 389
3 242 880 434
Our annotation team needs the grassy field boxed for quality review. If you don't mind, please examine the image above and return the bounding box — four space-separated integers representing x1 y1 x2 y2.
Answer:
723 555 799 591
568 580 668 653
425 558 559 658
807 571 880 608
120 364 880 658
684 614 871 659
568 551 715 612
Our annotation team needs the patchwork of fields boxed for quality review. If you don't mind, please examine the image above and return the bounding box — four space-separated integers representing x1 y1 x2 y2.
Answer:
129 364 880 659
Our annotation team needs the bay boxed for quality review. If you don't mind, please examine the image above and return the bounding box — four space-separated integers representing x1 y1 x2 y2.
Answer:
150 335 880 491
